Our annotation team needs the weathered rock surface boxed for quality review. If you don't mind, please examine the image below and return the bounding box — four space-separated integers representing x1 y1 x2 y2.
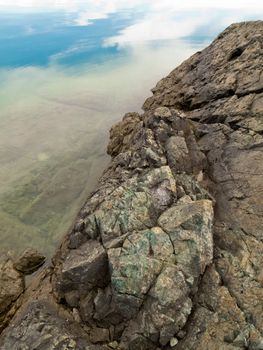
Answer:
14 248 46 275
0 257 24 332
0 20 262 350
0 299 105 350
0 248 45 333
143 20 263 350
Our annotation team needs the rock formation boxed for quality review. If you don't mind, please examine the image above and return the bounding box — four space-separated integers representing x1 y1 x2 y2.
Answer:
0 20 262 350
0 248 45 333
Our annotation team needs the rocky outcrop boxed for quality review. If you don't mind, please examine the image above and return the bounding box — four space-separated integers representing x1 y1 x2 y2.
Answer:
51 109 214 349
0 256 24 332
0 20 262 350
0 249 45 333
143 20 263 350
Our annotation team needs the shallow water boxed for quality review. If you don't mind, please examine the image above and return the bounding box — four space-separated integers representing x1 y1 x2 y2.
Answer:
0 7 260 257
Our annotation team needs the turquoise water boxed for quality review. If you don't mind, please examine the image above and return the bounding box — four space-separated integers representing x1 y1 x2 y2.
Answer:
0 12 132 67
0 7 260 256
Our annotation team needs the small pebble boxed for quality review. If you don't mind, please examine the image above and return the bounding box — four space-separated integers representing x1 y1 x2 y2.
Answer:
170 337 179 347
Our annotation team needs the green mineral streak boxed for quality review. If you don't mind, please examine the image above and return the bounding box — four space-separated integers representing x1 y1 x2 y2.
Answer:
115 257 151 295
144 230 158 246
112 277 126 292
129 238 149 255
193 214 205 234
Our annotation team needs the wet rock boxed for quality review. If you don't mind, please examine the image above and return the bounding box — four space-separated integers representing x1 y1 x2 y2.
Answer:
14 248 45 275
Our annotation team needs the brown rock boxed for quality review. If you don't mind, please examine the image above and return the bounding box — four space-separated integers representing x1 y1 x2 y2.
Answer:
0 257 24 316
14 248 45 275
90 327 110 343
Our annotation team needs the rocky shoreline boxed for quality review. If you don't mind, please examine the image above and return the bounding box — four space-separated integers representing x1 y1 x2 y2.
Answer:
0 21 262 350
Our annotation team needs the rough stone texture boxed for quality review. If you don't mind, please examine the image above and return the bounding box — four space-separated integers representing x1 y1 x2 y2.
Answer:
0 20 262 350
52 158 213 349
0 249 46 332
57 240 109 296
0 299 105 350
0 257 24 332
14 248 46 275
143 20 263 350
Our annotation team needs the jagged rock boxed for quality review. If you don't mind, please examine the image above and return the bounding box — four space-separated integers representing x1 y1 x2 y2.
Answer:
158 199 213 278
143 21 263 113
107 112 142 156
82 166 176 245
14 248 45 275
0 300 105 350
0 20 262 350
143 20 263 350
154 107 172 119
165 136 191 174
58 240 109 296
0 257 24 329
116 199 213 348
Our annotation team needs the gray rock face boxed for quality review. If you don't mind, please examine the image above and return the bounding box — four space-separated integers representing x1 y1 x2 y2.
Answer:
0 20 262 350
52 112 214 348
144 20 263 350
58 240 109 295
52 153 213 348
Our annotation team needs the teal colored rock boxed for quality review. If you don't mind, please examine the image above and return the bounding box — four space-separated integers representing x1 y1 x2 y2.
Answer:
84 166 176 244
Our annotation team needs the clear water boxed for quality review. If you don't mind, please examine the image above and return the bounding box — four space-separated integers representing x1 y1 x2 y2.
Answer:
0 6 261 257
